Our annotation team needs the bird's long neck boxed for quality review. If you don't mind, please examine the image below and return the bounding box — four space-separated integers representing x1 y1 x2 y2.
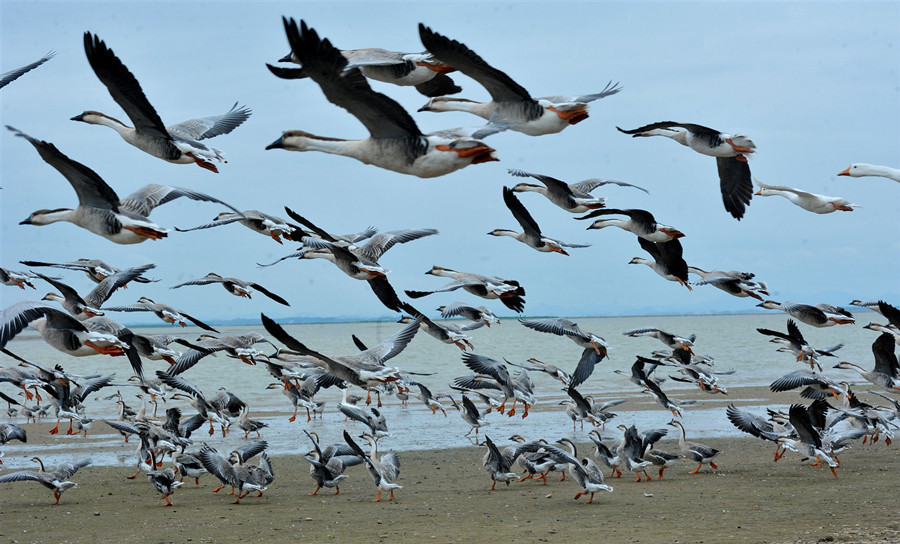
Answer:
28 209 77 226
645 128 689 147
858 164 900 181
425 98 495 119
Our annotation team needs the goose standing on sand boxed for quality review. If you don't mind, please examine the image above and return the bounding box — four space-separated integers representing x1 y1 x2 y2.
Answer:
270 43 461 98
267 19 499 178
418 25 620 136
0 456 90 504
490 187 590 255
617 122 754 219
170 273 289 306
480 435 521 491
523 442 614 503
147 467 182 507
833 333 900 392
508 169 647 213
0 51 54 89
753 178 859 213
74 33 250 172
838 163 900 183
629 238 690 289
10 127 243 244
577 208 684 242
757 301 854 327
668 419 720 474
405 265 526 313
777 403 839 478
344 431 401 501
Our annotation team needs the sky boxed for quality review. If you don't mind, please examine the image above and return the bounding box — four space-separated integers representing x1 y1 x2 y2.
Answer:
1 2 898 326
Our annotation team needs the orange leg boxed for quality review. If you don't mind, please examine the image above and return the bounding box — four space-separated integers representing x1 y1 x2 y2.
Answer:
709 462 718 469
657 465 667 480
688 463 702 474
373 489 383 502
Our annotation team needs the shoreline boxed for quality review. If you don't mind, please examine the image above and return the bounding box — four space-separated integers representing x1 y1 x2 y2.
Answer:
1 434 898 544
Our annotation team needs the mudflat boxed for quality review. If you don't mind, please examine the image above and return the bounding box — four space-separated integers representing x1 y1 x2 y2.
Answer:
1 426 898 544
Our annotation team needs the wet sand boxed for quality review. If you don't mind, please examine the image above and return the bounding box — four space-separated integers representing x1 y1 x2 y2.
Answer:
2 385 899 543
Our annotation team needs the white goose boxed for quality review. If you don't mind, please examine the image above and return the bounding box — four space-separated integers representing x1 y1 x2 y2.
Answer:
838 163 900 182
10 127 242 244
73 33 250 172
754 178 859 213
418 25 620 136
267 19 499 178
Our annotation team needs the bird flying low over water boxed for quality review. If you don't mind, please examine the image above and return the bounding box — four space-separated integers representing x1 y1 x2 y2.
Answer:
266 19 501 178
756 301 854 327
405 265 526 313
418 24 621 136
10 126 244 244
170 273 290 306
74 33 250 172
20 258 157 286
617 122 754 219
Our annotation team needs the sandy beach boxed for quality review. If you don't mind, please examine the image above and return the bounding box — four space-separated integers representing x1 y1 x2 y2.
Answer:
2 385 899 544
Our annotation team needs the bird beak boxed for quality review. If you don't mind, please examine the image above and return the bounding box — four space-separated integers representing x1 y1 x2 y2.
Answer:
70 113 84 122
265 137 284 150
417 104 432 113
278 52 293 62
19 217 32 225
837 167 850 176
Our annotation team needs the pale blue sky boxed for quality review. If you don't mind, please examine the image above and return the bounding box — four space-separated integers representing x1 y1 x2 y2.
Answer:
1 2 898 325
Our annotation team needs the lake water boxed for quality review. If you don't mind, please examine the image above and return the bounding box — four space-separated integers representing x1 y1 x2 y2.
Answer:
0 312 884 468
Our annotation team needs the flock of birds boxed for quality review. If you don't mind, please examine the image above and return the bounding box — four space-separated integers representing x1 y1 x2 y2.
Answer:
1 17 899 509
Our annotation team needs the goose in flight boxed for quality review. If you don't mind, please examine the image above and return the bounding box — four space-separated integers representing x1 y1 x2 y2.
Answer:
73 33 250 172
838 163 900 183
490 187 590 255
170 273 289 306
688 267 767 300
1 51 54 89
418 25 620 136
19 258 157 286
577 208 684 242
404 265 526 313
35 264 153 320
0 457 90 504
10 127 243 244
623 327 695 354
518 317 608 357
267 19 499 178
102 296 218 332
757 301 854 327
833 333 900 392
507 169 647 213
270 44 461 97
629 238 690 289
753 178 859 213
438 302 500 327
1 268 38 290
175 210 305 244
617 122 754 219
